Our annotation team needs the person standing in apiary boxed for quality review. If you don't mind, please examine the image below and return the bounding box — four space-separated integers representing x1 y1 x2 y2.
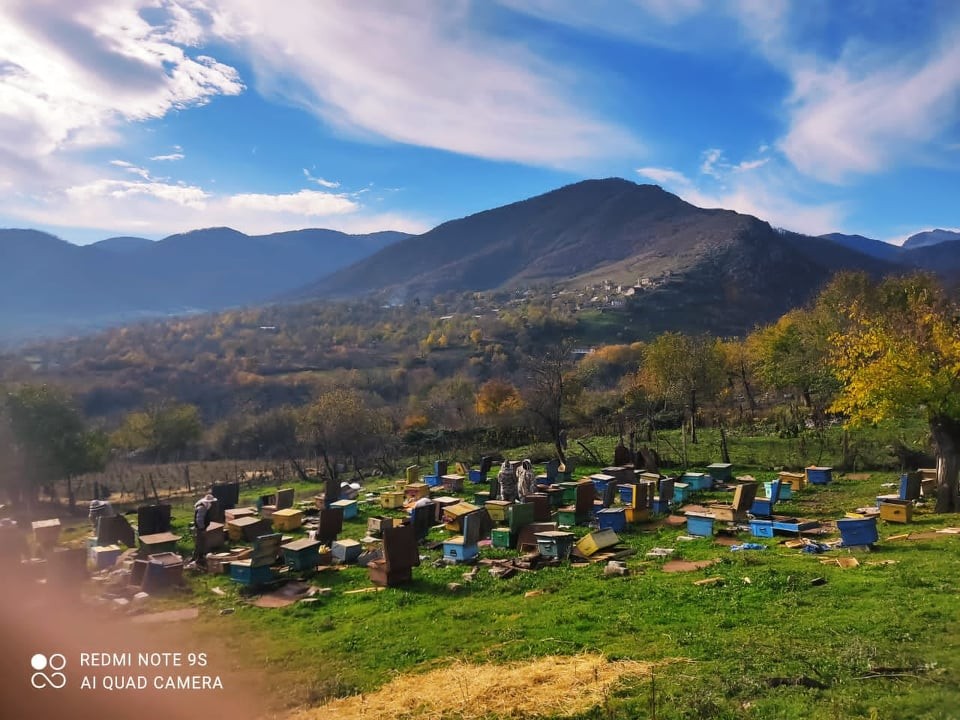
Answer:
192 493 215 568
498 460 518 502
517 459 537 502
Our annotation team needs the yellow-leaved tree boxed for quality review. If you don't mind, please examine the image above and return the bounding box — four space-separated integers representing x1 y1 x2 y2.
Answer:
828 273 960 512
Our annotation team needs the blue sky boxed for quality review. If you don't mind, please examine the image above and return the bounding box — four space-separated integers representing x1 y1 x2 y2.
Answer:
0 1 957 246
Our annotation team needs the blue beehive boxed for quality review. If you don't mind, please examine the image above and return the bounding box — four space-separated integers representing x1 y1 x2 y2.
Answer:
330 498 358 520
591 474 616 507
229 561 274 586
764 481 792 500
682 472 712 492
424 474 442 487
685 513 715 537
837 517 878 546
468 469 487 484
707 463 733 484
434 460 448 477
805 466 833 485
673 482 690 504
535 530 575 560
596 507 627 532
749 519 774 538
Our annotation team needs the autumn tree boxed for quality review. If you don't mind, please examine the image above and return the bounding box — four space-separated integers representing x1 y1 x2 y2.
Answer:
3 384 108 512
475 379 524 419
640 332 725 443
299 388 394 482
747 307 840 413
112 403 203 462
828 273 960 512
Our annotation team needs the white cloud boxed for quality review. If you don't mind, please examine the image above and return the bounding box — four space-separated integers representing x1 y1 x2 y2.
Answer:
204 0 638 167
636 157 844 236
3 175 429 238
228 189 357 216
699 148 723 178
0 1 242 176
150 152 185 161
636 166 693 188
734 158 768 172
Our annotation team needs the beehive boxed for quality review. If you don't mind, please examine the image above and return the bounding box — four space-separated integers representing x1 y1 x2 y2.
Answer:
271 508 303 532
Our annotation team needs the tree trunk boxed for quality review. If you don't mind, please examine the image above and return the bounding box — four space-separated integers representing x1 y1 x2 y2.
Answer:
719 423 731 464
66 475 76 513
931 416 960 513
689 390 698 444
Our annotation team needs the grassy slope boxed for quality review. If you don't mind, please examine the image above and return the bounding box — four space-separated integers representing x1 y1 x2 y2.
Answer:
129 430 957 720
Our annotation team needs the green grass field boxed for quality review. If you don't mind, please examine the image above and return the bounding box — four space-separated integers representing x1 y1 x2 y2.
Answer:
76 427 959 720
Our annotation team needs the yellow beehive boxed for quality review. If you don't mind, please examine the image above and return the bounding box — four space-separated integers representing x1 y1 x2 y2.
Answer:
404 483 430 501
575 529 620 557
381 491 405 509
624 507 649 523
778 471 806 492
271 508 303 531
485 500 512 523
879 502 912 524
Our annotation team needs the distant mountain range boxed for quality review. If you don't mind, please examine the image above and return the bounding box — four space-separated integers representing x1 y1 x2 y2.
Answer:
1 177 956 343
0 227 407 342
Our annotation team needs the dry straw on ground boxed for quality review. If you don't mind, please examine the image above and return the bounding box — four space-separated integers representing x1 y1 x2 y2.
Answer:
291 654 654 720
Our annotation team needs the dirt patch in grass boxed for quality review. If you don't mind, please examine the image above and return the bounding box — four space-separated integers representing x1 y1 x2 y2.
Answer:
289 654 657 720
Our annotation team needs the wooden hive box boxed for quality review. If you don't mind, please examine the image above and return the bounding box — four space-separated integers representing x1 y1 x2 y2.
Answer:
281 538 322 571
706 481 758 522
516 521 558 552
138 531 180 557
367 515 394 537
369 524 420 586
443 502 481 531
491 527 515 548
879 501 913 524
485 500 512 523
89 544 122 570
597 508 627 533
271 508 303 531
749 519 774 538
681 472 711 492
685 513 716 537
404 483 430 501
507 501 535 533
225 507 258 523
229 560 274 586
32 518 61 548
524 493 551 522
558 481 579 504
837 516 878 546
707 463 734 483
441 474 465 492
778 471 806 492
332 539 362 564
535 530 575 560
204 522 226 551
805 466 833 485
590 473 616 507
575 529 620 557
329 499 358 520
227 516 270 542
381 491 405 509
625 506 649 523
141 552 184 592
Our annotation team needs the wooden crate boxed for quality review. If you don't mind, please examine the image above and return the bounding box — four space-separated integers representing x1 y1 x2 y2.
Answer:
224 507 258 522
778 471 806 491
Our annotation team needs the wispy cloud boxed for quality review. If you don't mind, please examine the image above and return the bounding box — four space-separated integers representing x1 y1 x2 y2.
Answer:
636 153 844 236
303 168 340 188
150 152 185 161
205 0 639 167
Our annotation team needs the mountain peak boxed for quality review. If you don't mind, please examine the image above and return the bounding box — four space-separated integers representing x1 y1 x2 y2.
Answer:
902 228 960 249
